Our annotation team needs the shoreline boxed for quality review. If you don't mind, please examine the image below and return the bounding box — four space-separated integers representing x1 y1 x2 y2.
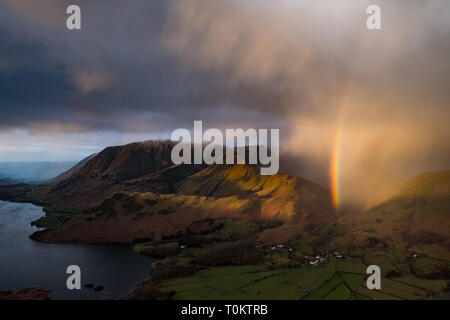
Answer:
0 199 158 300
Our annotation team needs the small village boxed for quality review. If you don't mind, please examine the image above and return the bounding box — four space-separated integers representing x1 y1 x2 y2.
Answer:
255 243 348 267
302 250 344 266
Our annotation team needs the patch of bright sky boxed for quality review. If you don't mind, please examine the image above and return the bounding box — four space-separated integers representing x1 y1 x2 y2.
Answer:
0 129 168 162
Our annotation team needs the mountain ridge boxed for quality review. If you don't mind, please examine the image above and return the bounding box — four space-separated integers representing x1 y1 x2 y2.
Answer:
17 140 449 258
27 140 337 244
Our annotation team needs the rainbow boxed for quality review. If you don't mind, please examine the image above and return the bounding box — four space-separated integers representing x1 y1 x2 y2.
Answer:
330 108 345 210
330 84 353 211
329 44 362 210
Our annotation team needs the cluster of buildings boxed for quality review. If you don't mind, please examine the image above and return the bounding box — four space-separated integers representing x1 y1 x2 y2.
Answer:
303 250 344 266
255 244 349 267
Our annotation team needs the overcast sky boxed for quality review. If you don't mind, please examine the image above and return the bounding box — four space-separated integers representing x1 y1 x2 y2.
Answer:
0 0 449 195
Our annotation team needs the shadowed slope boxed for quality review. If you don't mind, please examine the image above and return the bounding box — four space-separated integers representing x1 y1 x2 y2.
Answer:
48 153 98 185
337 171 450 257
31 192 256 243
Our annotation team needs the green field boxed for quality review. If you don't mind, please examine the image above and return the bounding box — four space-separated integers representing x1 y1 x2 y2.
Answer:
153 245 449 300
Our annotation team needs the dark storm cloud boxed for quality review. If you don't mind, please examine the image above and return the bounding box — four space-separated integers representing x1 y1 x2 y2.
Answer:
0 0 173 132
0 0 449 134
0 32 76 132
0 0 292 134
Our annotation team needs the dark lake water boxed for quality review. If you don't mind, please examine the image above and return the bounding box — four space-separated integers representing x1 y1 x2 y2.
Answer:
0 200 156 300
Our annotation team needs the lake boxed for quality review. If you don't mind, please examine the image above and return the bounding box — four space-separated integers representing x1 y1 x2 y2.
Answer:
0 200 156 299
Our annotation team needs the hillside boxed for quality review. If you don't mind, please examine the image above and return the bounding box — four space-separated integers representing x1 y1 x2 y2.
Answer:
27 141 336 244
336 171 450 257
20 142 450 255
48 153 97 185
31 191 256 243
177 164 336 243
29 140 205 211
31 165 336 244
